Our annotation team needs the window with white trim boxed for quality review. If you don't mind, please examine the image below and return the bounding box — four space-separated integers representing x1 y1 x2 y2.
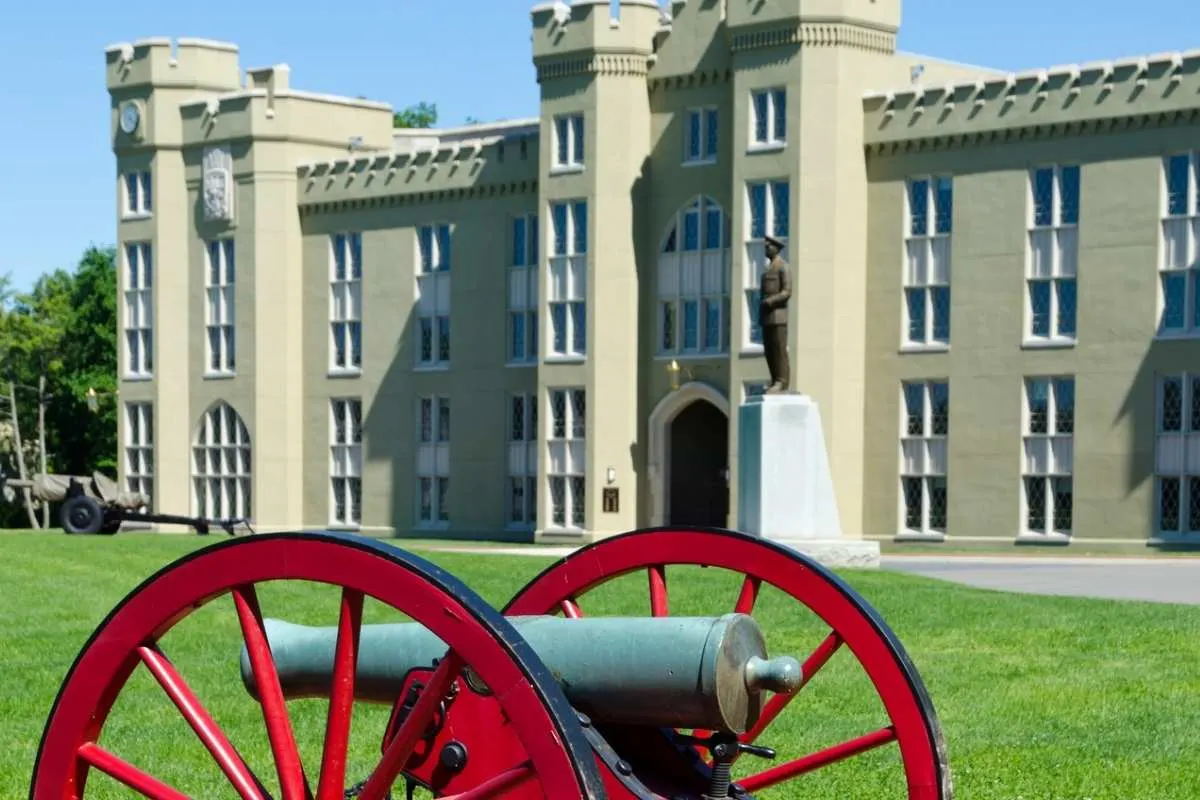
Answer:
903 177 952 348
1160 152 1200 336
1021 377 1074 537
684 107 718 164
1027 166 1079 343
416 223 452 367
508 214 539 364
899 380 948 536
330 233 362 372
417 395 450 525
122 171 152 217
507 393 538 527
1155 373 1200 535
548 201 587 357
330 398 362 527
124 402 153 506
750 87 786 147
553 113 584 170
547 388 585 530
123 242 153 377
658 197 731 355
192 402 251 520
205 239 236 375
744 180 789 346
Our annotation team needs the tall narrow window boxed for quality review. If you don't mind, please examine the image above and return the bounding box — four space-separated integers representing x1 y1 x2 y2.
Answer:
547 388 586 530
903 177 952 348
192 403 251 520
658 197 731 354
124 402 153 507
1027 166 1079 343
750 88 786 147
553 113 584 170
899 380 949 536
507 393 538 527
417 395 451 525
122 171 152 217
1022 377 1074 537
416 223 452 367
1159 152 1200 336
684 107 719 164
124 241 153 377
508 214 539 364
548 201 587 358
330 233 362 373
330 398 363 527
1155 373 1200 536
205 239 236 375
744 179 789 346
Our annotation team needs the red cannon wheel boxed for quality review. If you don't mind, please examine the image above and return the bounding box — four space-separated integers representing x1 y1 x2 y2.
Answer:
504 527 953 800
30 531 606 800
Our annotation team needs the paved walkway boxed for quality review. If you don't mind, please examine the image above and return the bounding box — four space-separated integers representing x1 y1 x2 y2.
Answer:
413 544 1200 605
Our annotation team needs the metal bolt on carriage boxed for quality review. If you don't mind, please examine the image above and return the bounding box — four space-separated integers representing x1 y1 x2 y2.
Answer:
29 526 952 799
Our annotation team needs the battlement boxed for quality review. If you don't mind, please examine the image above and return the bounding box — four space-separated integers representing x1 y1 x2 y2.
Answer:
531 0 660 63
725 0 900 34
105 37 241 93
862 48 1200 151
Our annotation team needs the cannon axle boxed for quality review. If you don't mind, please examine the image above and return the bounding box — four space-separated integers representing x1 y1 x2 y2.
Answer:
241 613 801 734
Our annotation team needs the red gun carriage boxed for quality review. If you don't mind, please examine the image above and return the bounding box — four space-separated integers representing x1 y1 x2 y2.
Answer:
30 527 952 799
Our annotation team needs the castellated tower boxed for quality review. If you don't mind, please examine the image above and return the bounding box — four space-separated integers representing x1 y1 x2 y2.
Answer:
531 1 661 539
106 38 393 530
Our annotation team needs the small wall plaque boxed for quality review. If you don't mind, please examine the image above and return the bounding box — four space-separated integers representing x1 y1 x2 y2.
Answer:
602 487 619 514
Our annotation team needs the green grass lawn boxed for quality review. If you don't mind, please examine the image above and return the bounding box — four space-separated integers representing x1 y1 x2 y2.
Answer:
3 532 1199 799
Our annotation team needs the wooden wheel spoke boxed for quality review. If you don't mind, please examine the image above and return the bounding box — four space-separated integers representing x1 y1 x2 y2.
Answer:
358 650 464 800
136 644 267 800
77 742 190 800
232 585 311 800
559 597 583 619
741 631 844 746
316 588 365 800
442 762 535 799
734 575 762 615
648 565 669 617
737 726 898 793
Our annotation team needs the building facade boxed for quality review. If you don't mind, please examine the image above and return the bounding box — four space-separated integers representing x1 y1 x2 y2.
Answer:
106 0 1200 548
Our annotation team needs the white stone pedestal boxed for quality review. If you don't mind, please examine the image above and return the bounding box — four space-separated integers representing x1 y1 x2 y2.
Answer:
737 394 881 568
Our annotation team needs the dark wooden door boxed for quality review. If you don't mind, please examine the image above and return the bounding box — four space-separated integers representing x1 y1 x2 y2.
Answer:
668 401 729 527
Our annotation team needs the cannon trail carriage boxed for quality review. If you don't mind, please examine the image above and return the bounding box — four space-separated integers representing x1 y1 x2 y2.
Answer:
1 470 251 535
29 527 952 799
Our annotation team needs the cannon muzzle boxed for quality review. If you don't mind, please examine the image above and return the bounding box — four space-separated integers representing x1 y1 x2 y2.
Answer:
241 613 801 734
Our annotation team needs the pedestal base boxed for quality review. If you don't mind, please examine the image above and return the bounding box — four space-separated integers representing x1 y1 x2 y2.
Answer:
737 393 880 569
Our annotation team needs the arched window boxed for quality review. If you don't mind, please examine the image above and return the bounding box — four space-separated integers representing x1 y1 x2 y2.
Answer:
192 402 252 519
657 197 731 355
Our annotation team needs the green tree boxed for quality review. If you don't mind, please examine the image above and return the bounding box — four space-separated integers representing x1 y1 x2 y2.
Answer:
393 101 438 128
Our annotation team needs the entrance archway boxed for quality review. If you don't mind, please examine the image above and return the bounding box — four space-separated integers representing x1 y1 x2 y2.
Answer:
647 382 730 527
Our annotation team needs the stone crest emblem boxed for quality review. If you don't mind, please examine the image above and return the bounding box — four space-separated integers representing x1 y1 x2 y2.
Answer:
202 146 235 223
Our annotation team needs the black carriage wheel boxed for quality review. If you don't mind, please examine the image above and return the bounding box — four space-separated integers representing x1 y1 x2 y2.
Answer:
60 496 104 535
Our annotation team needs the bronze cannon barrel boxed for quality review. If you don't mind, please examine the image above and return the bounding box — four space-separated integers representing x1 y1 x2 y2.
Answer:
240 613 801 733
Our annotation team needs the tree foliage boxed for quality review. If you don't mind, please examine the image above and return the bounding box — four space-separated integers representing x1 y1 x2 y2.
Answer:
393 101 438 129
0 245 118 528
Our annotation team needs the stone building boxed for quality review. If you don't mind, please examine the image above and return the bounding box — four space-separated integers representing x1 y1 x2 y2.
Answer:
106 0 1200 548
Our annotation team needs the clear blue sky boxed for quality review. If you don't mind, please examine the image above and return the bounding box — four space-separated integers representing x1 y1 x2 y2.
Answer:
4 0 1198 292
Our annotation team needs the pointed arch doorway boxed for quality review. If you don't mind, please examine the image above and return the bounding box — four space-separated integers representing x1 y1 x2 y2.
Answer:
648 382 730 528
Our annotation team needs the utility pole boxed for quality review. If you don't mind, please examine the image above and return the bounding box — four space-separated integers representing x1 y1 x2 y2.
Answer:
37 372 48 529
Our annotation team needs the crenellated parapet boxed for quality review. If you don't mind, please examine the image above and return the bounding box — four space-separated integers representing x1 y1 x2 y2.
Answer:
724 0 899 55
105 37 241 93
530 0 660 82
294 121 541 214
863 50 1200 154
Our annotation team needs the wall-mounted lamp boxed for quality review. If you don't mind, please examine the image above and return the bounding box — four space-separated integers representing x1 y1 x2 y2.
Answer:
606 467 617 485
666 359 694 390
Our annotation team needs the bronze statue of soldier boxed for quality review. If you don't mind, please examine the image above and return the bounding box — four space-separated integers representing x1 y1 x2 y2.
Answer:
758 234 792 394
